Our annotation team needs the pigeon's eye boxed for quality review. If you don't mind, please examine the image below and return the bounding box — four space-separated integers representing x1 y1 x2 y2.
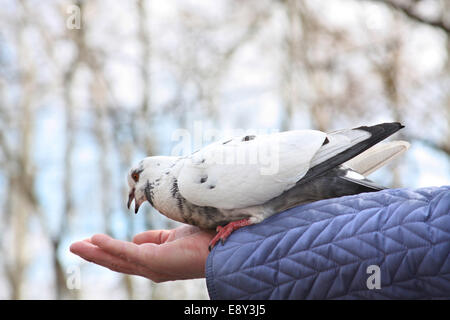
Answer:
131 172 140 182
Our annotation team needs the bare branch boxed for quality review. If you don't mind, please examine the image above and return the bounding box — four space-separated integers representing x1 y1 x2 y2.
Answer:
366 0 450 35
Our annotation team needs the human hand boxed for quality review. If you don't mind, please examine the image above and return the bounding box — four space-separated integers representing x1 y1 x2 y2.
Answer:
70 225 214 282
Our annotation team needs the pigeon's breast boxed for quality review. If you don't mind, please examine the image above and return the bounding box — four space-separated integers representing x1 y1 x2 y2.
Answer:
151 175 256 229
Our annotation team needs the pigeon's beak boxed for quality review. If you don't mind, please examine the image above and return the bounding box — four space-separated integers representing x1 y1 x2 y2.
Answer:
127 188 143 214
134 200 141 214
127 188 135 210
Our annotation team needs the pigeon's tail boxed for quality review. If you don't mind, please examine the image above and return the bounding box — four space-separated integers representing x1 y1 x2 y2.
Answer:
299 122 404 185
344 140 410 176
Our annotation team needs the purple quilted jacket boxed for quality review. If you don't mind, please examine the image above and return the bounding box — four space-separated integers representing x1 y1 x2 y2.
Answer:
206 186 450 299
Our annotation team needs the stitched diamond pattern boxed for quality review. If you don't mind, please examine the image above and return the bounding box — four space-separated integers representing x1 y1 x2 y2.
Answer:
206 186 450 299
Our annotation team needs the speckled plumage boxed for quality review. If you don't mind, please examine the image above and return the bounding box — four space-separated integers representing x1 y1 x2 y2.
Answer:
127 123 406 230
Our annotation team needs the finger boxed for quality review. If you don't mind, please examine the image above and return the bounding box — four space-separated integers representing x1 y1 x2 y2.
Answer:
70 240 142 276
90 234 143 264
133 230 171 245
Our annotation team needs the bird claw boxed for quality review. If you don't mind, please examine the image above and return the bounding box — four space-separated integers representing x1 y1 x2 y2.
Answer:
208 219 251 251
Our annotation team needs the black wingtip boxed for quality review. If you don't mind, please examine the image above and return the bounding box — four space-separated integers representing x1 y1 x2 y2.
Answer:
388 121 405 129
299 122 406 186
353 122 405 134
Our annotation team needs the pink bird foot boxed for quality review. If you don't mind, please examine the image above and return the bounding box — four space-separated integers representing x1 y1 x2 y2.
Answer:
208 218 252 251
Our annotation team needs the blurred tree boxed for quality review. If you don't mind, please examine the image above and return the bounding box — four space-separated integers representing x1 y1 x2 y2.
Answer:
369 0 450 35
0 0 448 299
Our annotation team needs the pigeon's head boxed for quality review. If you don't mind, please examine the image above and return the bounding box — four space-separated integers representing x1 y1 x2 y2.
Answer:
127 156 176 213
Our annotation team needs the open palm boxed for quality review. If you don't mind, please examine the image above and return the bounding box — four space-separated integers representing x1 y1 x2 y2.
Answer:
70 225 214 282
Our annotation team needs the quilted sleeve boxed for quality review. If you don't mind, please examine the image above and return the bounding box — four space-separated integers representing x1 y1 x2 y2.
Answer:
205 186 450 299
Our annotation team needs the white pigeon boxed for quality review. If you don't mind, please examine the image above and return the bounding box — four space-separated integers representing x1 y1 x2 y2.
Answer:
127 122 406 249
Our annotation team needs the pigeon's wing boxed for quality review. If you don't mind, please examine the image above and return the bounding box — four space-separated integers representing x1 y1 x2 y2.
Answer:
263 123 405 214
177 123 404 210
299 122 404 186
176 130 327 209
344 140 410 176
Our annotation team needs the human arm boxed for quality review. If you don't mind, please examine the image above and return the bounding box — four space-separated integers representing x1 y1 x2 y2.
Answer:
206 186 450 299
